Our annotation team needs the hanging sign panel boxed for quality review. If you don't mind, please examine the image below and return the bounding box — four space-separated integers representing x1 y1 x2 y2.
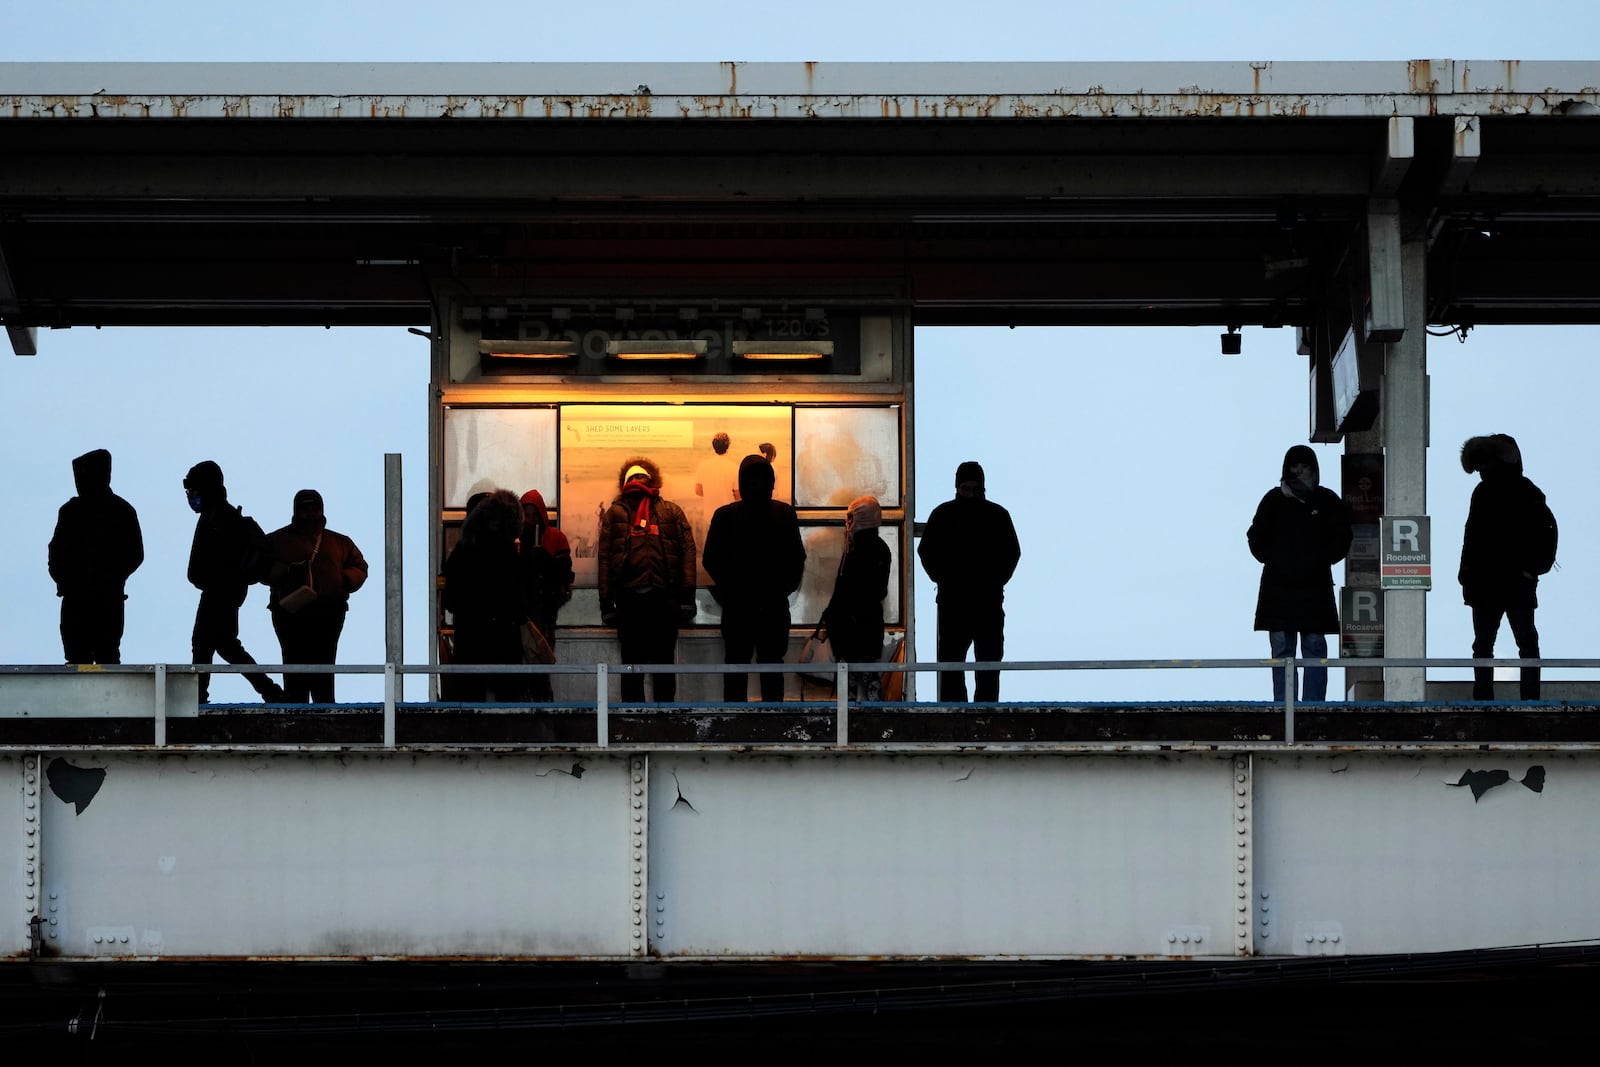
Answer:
1379 515 1431 590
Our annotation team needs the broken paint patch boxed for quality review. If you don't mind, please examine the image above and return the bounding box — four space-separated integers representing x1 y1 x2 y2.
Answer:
1446 765 1546 802
46 758 106 814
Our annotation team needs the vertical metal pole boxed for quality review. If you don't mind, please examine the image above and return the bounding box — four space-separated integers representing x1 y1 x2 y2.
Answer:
384 452 404 702
1284 654 1296 745
1383 221 1428 700
836 662 850 745
383 663 396 748
596 664 609 748
153 664 167 748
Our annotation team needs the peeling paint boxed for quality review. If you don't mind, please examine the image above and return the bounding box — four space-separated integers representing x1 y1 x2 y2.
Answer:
1445 765 1545 802
45 758 106 814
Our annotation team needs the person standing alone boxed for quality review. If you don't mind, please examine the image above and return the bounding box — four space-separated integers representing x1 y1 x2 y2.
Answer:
48 448 144 664
702 454 806 701
917 461 1021 702
1247 445 1352 703
1459 434 1557 701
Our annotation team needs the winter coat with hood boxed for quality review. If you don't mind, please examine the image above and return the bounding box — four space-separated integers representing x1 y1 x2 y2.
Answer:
183 460 258 596
444 489 528 634
1458 434 1557 610
917 485 1021 607
265 491 368 612
48 449 144 598
1247 446 1352 633
519 489 574 626
701 455 806 611
597 457 696 608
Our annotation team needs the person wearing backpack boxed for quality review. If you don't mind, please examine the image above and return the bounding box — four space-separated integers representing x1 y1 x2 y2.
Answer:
1459 434 1558 701
183 460 286 704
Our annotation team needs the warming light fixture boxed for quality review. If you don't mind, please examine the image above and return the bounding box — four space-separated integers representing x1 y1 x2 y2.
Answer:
478 340 577 360
607 339 707 361
730 341 834 361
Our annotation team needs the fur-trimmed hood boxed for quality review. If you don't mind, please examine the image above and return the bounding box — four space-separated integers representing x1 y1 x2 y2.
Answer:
1461 434 1523 477
615 455 662 491
461 487 522 548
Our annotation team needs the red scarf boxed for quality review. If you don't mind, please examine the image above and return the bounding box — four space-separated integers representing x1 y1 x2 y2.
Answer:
624 482 659 532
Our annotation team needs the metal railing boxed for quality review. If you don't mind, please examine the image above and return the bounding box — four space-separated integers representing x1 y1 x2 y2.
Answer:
2 656 1592 748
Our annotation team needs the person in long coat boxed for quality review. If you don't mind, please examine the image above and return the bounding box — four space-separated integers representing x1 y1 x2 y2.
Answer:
823 495 891 702
443 488 528 703
518 488 574 702
1459 434 1557 701
702 455 806 701
265 489 368 704
48 448 144 664
598 457 696 703
1247 445 1352 702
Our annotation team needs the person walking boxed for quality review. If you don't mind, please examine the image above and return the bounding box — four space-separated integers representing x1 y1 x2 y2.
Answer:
822 495 891 701
702 455 806 701
598 458 696 703
264 489 368 704
1246 445 1353 703
1459 434 1558 701
183 460 286 704
917 461 1021 702
48 448 144 664
519 488 574 702
443 489 529 703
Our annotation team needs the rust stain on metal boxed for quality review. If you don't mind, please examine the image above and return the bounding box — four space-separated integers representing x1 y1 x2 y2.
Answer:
1407 59 1439 95
804 60 817 96
723 60 739 96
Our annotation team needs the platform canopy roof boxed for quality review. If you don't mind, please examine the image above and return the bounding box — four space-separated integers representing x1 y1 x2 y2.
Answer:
3 60 1600 354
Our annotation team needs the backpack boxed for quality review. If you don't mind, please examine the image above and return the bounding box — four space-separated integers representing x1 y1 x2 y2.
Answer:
1528 500 1559 576
240 512 273 584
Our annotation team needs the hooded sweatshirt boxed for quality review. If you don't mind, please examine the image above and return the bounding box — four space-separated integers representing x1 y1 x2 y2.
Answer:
701 455 806 609
48 449 145 596
1458 434 1557 608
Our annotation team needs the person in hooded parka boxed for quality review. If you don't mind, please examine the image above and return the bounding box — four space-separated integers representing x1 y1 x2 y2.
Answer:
1246 444 1353 702
518 488 574 702
1459 433 1558 701
702 455 806 701
598 457 696 703
443 488 529 703
48 448 145 664
823 495 892 702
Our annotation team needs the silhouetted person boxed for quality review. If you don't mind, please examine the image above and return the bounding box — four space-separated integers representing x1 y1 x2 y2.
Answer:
823 495 891 701
48 449 144 664
265 489 368 704
184 461 285 704
599 458 696 702
703 455 806 701
1459 434 1558 701
918 461 1021 702
1247 445 1352 702
443 488 528 703
519 489 574 702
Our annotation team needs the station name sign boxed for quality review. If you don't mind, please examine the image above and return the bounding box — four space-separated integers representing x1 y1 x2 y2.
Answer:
1379 515 1431 590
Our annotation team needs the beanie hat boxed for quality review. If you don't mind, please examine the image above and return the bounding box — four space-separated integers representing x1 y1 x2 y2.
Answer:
184 460 224 493
1281 445 1318 480
293 489 324 511
955 461 985 489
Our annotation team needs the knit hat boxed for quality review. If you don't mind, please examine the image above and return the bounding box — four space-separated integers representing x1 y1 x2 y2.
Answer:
183 460 224 493
955 461 985 490
1281 445 1318 480
293 489 324 512
624 464 650 484
846 495 882 530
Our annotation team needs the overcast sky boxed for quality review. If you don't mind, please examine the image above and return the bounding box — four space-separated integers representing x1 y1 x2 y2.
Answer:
3 3 1595 702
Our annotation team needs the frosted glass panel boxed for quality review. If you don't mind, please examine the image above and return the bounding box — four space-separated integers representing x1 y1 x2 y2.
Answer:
793 407 900 508
442 407 558 509
792 523 902 627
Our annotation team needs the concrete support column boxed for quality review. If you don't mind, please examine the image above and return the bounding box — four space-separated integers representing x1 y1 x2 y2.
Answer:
1382 222 1429 700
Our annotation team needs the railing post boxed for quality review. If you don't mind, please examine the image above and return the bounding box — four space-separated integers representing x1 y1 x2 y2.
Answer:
153 664 166 748
384 453 404 701
383 663 396 748
596 664 609 748
836 661 849 745
1284 654 1296 745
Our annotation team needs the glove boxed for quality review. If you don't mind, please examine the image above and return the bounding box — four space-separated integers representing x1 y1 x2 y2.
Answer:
601 599 618 627
678 599 697 624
